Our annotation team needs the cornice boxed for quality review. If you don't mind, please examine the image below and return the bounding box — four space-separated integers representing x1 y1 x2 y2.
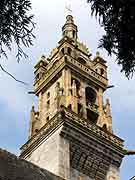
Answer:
34 57 65 95
66 57 108 89
20 107 124 159
34 55 108 95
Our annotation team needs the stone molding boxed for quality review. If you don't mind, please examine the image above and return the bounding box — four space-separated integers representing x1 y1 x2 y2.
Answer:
20 107 124 159
34 55 108 95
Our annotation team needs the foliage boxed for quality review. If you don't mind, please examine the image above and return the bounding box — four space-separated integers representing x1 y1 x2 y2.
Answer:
87 0 135 78
0 0 35 62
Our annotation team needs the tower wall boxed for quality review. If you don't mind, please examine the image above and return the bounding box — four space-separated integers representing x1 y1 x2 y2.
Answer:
40 76 63 124
27 126 70 180
20 15 125 180
71 168 93 180
106 166 120 180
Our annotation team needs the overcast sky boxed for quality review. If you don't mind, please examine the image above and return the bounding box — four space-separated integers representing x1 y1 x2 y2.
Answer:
0 0 135 179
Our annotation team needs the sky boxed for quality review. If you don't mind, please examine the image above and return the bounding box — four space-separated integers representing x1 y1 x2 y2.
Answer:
0 0 135 179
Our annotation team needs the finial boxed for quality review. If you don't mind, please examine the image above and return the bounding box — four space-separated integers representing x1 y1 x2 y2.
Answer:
31 105 35 112
41 55 46 59
96 51 100 57
106 98 110 105
66 14 74 24
65 0 72 16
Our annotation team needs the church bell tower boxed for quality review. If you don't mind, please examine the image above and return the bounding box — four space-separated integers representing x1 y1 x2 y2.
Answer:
20 15 125 180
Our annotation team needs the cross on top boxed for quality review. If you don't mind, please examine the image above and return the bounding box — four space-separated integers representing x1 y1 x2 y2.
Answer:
65 0 73 15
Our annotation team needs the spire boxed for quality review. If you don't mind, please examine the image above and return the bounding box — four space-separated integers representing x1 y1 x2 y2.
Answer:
62 15 78 40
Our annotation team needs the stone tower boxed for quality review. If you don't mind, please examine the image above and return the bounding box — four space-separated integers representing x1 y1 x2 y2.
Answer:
20 15 125 180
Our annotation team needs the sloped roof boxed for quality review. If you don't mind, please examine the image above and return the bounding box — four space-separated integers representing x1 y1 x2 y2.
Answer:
0 149 64 180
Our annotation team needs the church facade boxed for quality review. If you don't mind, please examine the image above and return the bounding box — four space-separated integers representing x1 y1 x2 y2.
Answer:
20 15 125 180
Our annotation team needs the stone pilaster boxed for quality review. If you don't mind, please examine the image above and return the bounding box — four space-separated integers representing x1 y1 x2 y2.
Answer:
72 80 77 97
38 92 43 124
55 82 60 109
72 80 78 113
62 68 71 106
80 82 87 119
97 87 104 127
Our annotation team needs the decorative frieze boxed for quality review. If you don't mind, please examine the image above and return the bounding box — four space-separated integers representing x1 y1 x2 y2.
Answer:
20 107 124 160
34 55 108 95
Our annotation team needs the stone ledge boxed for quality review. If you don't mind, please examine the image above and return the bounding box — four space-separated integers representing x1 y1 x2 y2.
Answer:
20 107 124 159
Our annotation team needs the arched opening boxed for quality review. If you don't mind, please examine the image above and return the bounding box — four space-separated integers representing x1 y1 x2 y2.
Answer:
67 47 72 55
73 30 76 38
76 79 81 97
78 103 83 116
57 82 60 88
85 87 96 106
78 57 86 64
85 87 98 123
68 104 72 110
35 129 39 133
61 48 64 55
47 100 50 109
102 124 107 131
46 116 49 121
86 108 98 123
70 89 73 95
36 73 39 80
100 68 104 76
65 56 68 61
47 92 50 98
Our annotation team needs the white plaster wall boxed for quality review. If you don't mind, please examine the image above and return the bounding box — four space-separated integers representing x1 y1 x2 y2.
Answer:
28 128 60 175
70 168 93 180
27 126 70 180
58 132 70 180
106 165 120 180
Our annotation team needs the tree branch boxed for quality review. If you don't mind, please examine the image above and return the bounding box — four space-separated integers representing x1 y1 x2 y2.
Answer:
0 64 28 85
